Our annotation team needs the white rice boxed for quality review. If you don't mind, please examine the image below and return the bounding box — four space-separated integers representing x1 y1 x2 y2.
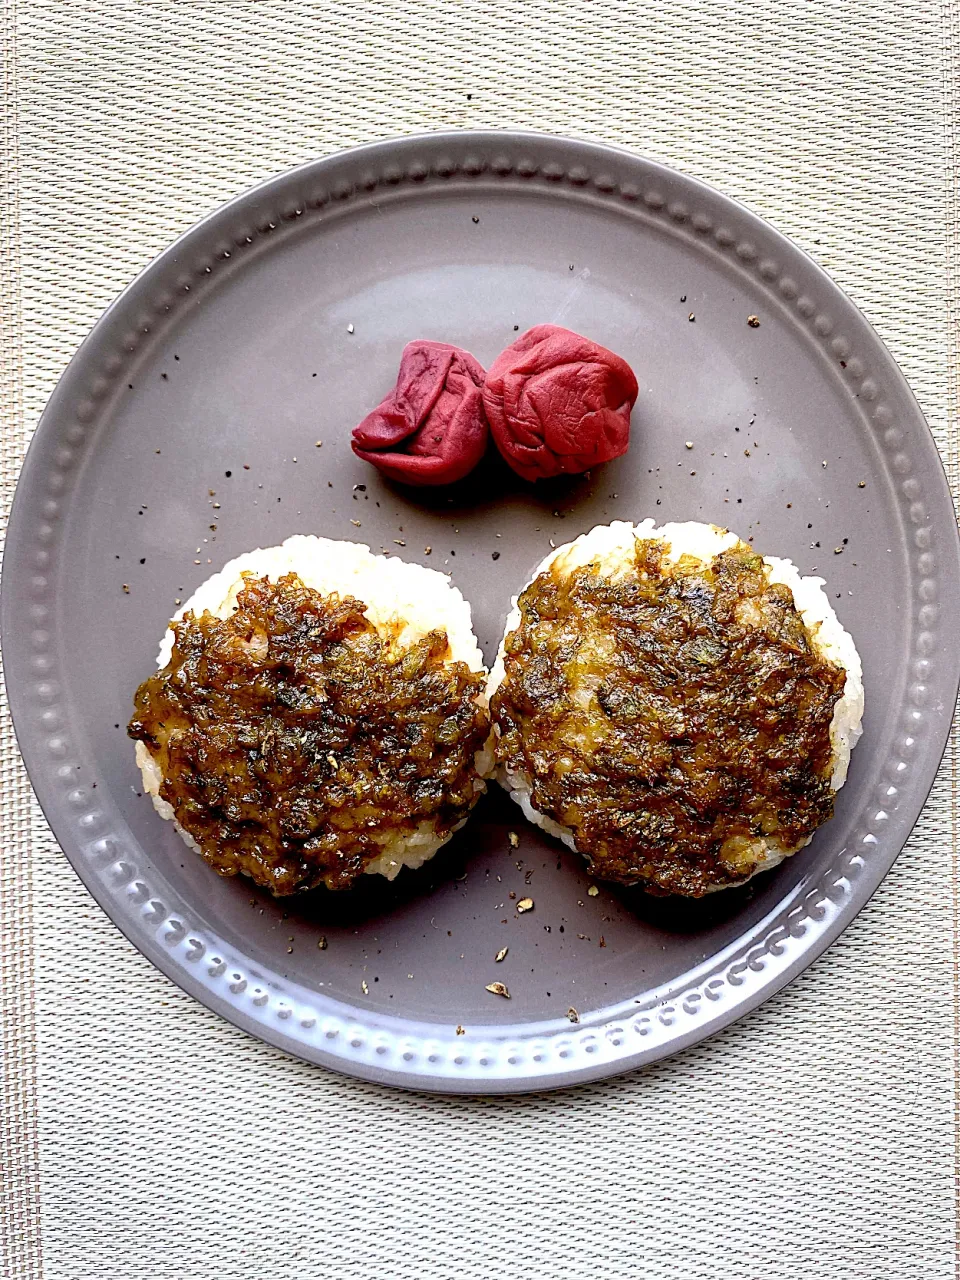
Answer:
487 520 864 889
138 534 494 882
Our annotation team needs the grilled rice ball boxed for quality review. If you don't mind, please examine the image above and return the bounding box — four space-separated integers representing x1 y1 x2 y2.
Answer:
129 536 493 894
487 520 863 896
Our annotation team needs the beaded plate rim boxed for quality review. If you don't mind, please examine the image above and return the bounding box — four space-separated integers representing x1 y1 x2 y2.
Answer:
4 130 959 1093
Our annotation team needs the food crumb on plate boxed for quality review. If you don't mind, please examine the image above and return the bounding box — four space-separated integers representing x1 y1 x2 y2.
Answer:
485 981 509 998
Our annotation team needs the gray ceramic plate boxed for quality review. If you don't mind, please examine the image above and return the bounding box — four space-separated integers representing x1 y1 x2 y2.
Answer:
5 132 959 1093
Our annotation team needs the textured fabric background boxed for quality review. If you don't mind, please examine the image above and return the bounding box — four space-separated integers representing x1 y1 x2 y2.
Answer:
2 2 959 1278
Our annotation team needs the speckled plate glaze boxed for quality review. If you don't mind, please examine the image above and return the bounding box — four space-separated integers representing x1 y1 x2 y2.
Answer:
4 132 959 1093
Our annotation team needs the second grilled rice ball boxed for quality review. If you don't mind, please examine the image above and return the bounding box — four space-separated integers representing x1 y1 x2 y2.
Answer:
487 520 864 896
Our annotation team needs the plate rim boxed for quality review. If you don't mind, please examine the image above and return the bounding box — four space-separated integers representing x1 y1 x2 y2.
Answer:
4 128 959 1094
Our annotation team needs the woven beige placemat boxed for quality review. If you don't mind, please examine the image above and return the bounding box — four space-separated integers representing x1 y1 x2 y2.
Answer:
2 2 958 1278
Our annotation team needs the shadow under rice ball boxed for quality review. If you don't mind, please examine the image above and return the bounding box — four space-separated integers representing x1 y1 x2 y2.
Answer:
487 520 864 896
129 536 493 894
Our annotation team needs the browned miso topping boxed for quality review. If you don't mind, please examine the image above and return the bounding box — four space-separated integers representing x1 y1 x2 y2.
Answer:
492 542 847 895
128 573 489 894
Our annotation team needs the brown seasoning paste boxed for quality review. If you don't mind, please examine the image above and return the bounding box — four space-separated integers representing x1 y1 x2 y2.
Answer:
129 573 489 894
491 542 846 895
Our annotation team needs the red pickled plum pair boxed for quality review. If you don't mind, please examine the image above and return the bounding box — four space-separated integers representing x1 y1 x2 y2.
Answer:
351 325 639 485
